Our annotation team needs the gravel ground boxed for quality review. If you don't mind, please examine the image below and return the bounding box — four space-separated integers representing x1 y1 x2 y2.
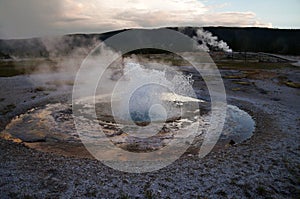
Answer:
0 67 299 198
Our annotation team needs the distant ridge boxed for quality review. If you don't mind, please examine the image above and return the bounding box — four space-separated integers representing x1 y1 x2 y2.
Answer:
0 27 299 59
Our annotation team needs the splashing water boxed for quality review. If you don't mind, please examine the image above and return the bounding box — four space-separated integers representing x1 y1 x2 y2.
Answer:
110 61 197 126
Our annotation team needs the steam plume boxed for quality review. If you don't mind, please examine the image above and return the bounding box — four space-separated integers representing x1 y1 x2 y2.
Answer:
192 28 232 52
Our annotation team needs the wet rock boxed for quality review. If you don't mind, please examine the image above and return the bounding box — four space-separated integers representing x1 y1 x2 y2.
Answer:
13 129 46 142
229 140 236 146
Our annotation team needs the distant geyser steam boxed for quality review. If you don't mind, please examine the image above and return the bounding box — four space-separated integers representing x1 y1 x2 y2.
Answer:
191 28 232 52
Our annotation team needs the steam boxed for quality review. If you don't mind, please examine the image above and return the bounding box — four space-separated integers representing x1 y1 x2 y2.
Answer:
41 36 99 58
192 28 232 52
28 36 100 91
17 27 233 96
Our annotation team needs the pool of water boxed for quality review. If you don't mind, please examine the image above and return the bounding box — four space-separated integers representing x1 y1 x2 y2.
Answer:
1 92 255 157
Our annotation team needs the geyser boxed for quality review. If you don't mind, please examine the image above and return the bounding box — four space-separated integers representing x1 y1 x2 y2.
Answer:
1 60 255 157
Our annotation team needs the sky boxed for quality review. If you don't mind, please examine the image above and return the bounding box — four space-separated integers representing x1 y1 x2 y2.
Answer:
0 0 299 39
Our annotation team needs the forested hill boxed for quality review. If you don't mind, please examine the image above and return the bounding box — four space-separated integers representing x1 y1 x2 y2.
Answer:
0 27 299 59
181 27 300 55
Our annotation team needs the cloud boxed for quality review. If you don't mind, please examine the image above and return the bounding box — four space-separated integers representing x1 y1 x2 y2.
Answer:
200 12 272 27
0 0 272 39
0 0 63 38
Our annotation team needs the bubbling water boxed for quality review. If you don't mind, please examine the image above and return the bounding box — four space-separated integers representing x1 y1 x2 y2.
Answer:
110 61 197 133
128 84 171 124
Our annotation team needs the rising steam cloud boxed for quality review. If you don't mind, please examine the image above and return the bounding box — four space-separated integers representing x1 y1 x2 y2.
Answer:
27 28 232 92
192 28 232 52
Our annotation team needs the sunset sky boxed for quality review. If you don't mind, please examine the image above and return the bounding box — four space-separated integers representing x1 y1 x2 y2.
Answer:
0 0 299 39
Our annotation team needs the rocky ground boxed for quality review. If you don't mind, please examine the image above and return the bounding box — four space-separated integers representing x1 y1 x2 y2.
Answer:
0 62 299 198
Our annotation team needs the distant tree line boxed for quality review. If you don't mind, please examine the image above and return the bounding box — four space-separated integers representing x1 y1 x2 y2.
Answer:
0 27 299 59
205 27 300 55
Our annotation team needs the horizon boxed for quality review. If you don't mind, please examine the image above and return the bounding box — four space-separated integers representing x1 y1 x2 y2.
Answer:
1 26 299 41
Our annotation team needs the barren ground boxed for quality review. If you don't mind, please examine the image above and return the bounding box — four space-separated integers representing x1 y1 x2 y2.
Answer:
0 60 299 198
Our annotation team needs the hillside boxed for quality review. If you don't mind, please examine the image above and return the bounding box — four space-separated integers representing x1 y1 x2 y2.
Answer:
0 27 299 59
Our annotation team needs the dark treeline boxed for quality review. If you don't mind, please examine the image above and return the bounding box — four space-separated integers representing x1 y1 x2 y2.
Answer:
205 27 299 55
0 27 299 59
170 27 300 55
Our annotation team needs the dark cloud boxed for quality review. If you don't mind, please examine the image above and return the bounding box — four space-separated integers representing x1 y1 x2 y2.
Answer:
0 0 271 39
0 0 64 38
